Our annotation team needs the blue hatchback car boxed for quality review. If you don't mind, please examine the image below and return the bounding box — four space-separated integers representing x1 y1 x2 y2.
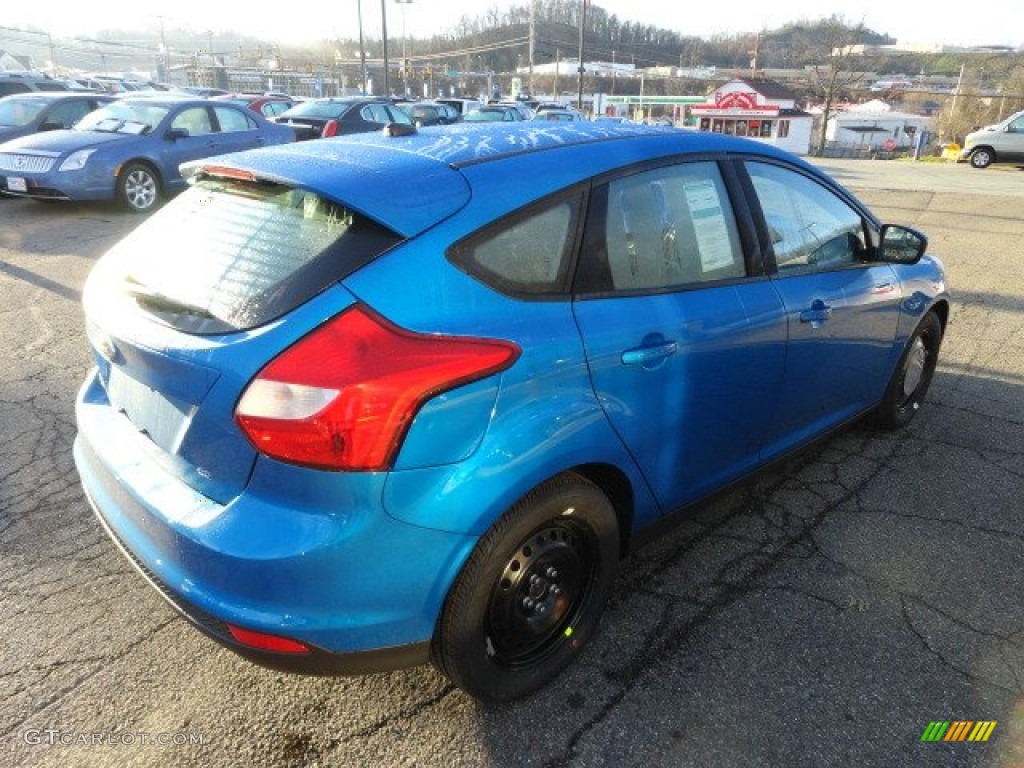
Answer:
0 95 294 212
73 123 948 701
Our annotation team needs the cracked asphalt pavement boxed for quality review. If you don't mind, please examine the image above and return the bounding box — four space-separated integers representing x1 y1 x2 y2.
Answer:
1 160 1022 767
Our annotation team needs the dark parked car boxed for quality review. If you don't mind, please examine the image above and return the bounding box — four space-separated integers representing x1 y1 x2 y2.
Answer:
0 92 114 143
400 101 458 126
74 122 948 702
0 96 295 212
0 72 72 97
274 96 414 140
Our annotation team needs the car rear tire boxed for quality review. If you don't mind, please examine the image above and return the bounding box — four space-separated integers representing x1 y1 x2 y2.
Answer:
117 162 160 213
874 311 943 430
969 148 994 169
432 473 619 702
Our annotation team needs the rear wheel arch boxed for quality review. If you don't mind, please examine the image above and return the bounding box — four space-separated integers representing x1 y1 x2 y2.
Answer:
570 463 635 557
431 469 623 700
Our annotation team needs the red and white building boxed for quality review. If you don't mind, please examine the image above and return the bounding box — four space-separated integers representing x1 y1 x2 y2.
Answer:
692 78 813 155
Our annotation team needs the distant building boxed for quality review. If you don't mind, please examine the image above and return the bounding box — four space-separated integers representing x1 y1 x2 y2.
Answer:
691 78 813 155
814 99 932 151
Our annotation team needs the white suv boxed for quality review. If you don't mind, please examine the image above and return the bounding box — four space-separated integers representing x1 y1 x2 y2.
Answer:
959 110 1024 168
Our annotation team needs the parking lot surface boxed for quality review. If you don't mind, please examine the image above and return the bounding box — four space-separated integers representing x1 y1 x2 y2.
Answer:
1 158 1022 767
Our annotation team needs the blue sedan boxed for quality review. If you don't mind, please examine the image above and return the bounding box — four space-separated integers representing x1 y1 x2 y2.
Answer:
73 122 949 701
0 95 294 212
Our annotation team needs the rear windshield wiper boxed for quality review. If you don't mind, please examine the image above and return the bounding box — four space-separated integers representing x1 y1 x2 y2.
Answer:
123 280 217 320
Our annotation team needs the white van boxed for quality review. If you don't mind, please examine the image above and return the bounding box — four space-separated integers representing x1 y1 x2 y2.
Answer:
959 110 1024 168
435 98 483 118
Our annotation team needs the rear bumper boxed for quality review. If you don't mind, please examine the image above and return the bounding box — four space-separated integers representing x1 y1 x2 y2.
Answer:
83 478 430 674
73 369 478 671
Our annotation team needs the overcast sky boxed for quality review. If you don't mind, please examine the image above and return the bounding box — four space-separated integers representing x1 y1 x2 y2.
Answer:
4 0 1023 50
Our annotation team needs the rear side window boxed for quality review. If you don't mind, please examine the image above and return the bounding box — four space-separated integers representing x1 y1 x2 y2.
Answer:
214 106 255 133
576 161 745 294
448 192 583 297
94 178 401 333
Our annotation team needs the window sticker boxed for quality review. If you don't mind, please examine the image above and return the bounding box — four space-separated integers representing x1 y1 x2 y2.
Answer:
683 179 734 272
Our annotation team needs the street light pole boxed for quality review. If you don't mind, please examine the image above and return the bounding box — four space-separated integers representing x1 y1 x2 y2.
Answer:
395 0 413 97
381 0 390 97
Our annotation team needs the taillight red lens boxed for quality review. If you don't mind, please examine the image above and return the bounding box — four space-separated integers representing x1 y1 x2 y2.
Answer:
235 305 519 471
227 625 310 654
321 119 339 138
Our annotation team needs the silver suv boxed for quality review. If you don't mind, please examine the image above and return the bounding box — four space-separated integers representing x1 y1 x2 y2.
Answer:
0 72 71 97
959 110 1024 169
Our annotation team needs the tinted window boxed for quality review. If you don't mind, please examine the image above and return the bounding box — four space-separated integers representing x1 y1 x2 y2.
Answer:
385 105 414 125
745 162 866 273
94 179 402 333
449 193 582 296
362 104 392 124
0 82 31 96
578 162 745 293
46 100 94 128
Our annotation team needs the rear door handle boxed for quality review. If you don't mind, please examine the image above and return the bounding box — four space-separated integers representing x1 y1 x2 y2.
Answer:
621 341 678 367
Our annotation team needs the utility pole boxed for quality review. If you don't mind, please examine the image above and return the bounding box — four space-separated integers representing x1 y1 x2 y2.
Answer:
553 48 559 99
576 0 587 111
528 0 535 96
45 33 58 74
357 0 368 93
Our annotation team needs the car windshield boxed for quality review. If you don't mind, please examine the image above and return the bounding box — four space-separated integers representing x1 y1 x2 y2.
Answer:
0 97 48 127
90 177 402 333
75 103 170 134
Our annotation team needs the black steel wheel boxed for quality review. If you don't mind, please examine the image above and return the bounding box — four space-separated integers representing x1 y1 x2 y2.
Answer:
432 473 619 702
875 311 943 430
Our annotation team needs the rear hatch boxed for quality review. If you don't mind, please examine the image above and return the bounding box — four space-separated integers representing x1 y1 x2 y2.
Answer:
82 153 469 503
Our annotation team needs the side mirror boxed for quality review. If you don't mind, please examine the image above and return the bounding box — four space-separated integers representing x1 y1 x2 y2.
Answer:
165 127 189 141
879 224 927 265
39 122 63 132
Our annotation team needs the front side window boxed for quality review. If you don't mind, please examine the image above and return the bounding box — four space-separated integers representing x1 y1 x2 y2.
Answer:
449 193 582 296
577 161 745 294
171 107 214 136
745 161 866 273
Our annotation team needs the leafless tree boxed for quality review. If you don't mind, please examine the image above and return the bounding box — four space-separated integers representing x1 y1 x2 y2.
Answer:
807 16 870 155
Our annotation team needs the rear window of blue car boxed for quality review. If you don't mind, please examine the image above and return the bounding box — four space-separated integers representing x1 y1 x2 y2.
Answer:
96 178 401 333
